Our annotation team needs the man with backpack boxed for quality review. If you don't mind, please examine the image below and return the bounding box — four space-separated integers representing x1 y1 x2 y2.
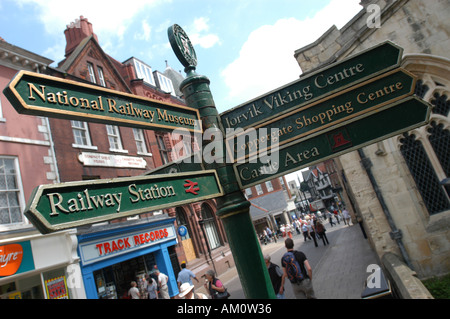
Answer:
281 238 316 299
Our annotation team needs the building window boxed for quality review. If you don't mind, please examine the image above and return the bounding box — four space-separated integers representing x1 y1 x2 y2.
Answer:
265 181 273 192
87 62 96 84
400 132 450 215
106 125 125 152
176 207 191 241
0 157 23 225
156 72 175 95
133 59 155 85
97 66 106 87
245 188 252 199
133 128 150 155
255 184 263 195
156 134 169 164
71 120 96 149
201 204 221 250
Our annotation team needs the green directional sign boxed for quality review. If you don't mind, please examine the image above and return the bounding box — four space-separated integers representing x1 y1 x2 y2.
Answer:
25 170 223 234
234 96 431 188
227 68 416 161
3 70 202 133
220 41 403 130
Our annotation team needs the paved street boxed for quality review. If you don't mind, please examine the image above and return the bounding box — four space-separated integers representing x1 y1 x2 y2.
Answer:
205 220 380 299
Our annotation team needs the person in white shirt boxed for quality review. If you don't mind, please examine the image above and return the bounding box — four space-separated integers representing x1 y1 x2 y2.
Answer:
128 281 140 299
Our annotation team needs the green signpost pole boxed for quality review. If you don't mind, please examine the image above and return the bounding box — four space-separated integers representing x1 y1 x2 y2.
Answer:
168 24 276 299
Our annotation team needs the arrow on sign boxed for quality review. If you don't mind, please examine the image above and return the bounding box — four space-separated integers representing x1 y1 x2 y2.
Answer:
234 96 431 188
24 170 223 234
3 70 202 133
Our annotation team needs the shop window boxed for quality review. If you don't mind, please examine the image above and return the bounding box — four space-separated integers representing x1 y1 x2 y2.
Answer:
0 157 24 225
201 204 221 250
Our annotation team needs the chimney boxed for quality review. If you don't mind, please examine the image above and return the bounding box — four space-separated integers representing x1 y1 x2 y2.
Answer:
64 16 98 57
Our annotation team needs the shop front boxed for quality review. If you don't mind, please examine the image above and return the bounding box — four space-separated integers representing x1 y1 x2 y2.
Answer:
0 230 85 299
77 217 179 299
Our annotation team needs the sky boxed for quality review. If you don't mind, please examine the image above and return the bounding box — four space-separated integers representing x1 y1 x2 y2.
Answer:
0 0 363 184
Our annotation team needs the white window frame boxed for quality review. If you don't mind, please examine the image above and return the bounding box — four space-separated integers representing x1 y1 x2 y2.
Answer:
265 181 274 192
87 62 96 84
97 66 106 87
106 125 127 153
0 95 5 122
255 184 263 195
156 72 175 95
134 59 155 85
0 156 27 230
133 128 152 156
71 120 97 150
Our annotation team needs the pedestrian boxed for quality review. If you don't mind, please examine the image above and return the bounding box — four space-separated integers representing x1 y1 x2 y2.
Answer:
302 221 312 242
280 224 286 237
308 217 318 247
178 282 208 299
266 226 273 242
128 281 140 299
146 275 158 299
333 209 341 224
177 261 199 289
153 268 170 299
204 269 229 299
315 220 329 246
264 254 285 299
281 238 316 299
342 208 351 226
326 209 335 227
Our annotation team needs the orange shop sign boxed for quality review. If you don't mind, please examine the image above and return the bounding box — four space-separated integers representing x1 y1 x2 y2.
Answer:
0 244 24 276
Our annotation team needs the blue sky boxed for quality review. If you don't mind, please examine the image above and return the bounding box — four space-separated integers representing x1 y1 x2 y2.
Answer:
0 0 363 183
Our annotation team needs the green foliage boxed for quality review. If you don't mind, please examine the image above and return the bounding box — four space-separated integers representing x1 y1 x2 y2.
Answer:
422 274 450 299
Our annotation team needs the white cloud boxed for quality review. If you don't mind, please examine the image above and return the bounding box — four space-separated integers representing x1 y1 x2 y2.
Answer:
134 20 152 42
186 17 221 49
221 0 362 105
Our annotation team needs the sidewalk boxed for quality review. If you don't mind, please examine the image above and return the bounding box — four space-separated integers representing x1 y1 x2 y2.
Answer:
201 221 380 299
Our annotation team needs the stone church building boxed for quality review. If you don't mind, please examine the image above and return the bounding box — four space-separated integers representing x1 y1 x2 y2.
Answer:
294 0 449 280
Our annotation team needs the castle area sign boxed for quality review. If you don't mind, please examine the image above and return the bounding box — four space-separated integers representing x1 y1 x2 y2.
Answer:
25 170 222 234
3 70 201 133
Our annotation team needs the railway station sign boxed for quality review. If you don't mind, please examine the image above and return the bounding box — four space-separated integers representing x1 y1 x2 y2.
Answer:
227 68 416 161
3 70 202 133
25 170 223 234
234 97 431 188
220 41 402 131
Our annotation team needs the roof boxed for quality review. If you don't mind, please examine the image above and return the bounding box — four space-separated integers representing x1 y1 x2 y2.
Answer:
248 190 288 220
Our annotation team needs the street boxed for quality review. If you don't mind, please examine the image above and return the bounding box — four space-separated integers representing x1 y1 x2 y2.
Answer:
214 220 379 299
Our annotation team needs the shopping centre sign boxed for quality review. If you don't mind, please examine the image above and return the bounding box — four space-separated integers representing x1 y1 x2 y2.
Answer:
24 170 223 234
3 70 201 133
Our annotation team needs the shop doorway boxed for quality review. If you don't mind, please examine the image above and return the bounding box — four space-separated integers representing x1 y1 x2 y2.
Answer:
93 253 156 299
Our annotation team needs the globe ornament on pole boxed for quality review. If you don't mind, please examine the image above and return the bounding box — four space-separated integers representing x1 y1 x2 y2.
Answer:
168 24 198 71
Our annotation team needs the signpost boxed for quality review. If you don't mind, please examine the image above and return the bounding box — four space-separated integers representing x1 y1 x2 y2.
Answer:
3 70 201 132
2 23 432 299
25 170 222 234
227 68 416 161
234 96 431 188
